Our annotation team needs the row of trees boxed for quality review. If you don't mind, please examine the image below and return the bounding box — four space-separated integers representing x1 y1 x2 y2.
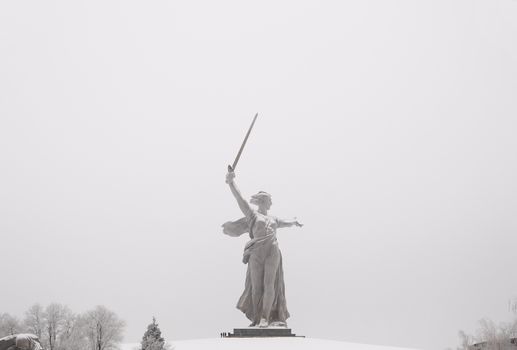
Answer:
0 304 125 350
456 318 517 350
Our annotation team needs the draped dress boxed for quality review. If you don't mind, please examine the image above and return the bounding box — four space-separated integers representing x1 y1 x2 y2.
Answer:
222 208 290 325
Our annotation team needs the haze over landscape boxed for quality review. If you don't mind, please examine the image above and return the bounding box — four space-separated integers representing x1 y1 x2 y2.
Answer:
1 1 516 350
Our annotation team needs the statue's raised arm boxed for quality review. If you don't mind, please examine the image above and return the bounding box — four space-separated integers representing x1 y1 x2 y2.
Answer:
226 170 251 216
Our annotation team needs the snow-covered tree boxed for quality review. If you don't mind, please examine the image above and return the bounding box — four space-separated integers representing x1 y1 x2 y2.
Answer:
58 312 87 350
457 318 517 350
457 330 473 350
44 303 74 350
83 305 125 350
141 317 165 350
24 304 45 339
0 313 22 336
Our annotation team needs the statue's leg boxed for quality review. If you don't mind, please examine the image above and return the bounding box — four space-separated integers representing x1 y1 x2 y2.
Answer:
248 254 264 326
262 248 281 326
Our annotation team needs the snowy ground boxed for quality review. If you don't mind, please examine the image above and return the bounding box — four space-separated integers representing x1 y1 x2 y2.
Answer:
122 338 420 350
120 343 141 350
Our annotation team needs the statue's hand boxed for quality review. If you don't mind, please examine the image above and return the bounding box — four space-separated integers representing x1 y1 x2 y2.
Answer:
294 220 303 227
226 170 235 184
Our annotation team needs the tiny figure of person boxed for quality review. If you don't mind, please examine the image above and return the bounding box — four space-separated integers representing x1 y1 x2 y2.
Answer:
222 169 303 328
0 334 44 350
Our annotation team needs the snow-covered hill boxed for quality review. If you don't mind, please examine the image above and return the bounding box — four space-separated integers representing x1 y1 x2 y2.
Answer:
121 338 420 350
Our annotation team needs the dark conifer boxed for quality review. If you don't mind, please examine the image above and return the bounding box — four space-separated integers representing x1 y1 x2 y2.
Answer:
141 317 165 350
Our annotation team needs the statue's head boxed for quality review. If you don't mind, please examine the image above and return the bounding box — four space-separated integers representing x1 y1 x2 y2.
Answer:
250 191 272 211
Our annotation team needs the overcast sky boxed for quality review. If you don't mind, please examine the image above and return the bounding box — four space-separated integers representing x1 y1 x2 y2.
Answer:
1 1 516 350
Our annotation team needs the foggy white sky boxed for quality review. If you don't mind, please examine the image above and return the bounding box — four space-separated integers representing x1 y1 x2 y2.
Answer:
1 1 516 350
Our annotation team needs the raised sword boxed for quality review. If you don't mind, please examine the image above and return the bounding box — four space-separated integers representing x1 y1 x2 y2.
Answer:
228 113 258 172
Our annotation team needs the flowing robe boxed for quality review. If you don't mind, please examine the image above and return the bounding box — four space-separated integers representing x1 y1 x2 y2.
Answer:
222 210 290 325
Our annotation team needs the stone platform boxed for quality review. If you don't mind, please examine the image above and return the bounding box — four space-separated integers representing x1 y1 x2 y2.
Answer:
222 327 302 338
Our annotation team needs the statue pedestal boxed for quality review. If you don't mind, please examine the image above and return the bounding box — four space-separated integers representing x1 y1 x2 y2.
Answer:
223 328 301 338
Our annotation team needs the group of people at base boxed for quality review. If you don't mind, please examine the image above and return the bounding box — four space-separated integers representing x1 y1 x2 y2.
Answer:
0 334 43 350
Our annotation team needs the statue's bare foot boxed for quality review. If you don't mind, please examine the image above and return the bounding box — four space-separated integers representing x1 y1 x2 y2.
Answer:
258 318 268 328
249 321 257 327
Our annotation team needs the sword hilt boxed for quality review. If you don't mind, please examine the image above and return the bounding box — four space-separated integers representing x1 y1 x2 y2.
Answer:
227 165 234 173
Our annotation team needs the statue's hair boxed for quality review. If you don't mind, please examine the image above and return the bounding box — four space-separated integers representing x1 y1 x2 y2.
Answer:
251 191 272 201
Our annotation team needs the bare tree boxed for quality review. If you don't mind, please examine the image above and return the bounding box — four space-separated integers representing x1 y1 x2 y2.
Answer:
457 330 474 350
44 303 74 350
510 319 517 340
459 318 517 350
476 318 514 350
58 313 88 350
0 313 22 337
24 304 45 339
83 306 125 350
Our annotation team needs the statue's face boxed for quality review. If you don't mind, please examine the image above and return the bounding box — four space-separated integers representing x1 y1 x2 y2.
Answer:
251 196 272 210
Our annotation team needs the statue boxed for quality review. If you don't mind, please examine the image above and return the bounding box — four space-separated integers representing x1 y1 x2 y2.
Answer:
221 114 303 328
0 334 43 350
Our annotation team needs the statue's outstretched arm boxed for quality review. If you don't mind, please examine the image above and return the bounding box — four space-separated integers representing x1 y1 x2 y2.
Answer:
277 218 303 228
226 171 251 216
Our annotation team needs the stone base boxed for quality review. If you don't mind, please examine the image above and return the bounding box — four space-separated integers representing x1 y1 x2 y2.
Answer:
222 328 302 338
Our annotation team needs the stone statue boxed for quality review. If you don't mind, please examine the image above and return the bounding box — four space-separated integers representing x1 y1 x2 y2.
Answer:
222 170 303 328
0 334 43 350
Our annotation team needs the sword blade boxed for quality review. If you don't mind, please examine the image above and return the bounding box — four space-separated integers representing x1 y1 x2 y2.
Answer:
231 113 258 171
